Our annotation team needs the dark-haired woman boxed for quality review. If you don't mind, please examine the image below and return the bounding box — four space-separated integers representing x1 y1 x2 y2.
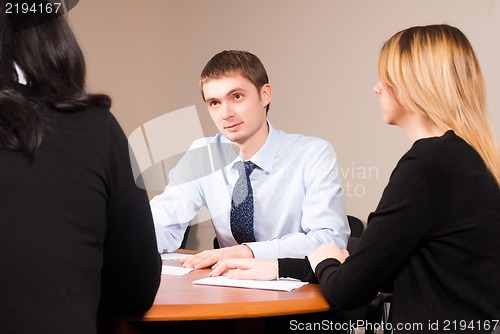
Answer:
0 2 161 334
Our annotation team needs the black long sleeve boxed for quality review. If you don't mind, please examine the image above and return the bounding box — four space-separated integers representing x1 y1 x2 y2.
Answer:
278 257 318 283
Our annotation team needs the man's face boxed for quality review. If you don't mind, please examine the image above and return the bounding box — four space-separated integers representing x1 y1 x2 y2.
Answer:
203 74 271 149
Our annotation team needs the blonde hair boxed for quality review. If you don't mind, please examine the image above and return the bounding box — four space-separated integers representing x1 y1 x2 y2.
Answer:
378 24 500 187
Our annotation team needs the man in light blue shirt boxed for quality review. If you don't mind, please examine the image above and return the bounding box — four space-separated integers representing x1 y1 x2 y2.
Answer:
150 50 349 268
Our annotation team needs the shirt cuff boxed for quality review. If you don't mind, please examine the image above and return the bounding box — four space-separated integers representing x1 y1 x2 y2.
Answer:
244 242 277 260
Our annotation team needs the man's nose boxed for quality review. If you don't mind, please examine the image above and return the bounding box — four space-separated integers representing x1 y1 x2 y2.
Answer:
221 103 234 119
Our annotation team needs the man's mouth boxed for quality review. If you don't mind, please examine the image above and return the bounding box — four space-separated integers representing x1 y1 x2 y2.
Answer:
225 123 242 130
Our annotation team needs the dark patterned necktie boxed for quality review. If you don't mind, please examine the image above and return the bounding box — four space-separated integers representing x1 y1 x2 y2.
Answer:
230 161 257 244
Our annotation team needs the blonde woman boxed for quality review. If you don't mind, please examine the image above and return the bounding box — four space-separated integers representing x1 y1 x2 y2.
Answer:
211 24 500 333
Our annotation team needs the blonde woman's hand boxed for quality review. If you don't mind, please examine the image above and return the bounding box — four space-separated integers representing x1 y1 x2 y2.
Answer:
307 243 349 273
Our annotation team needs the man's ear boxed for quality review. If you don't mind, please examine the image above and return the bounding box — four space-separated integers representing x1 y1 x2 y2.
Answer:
260 84 272 108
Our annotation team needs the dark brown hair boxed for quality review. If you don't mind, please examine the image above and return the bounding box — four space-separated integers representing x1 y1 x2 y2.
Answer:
200 50 270 112
0 0 111 157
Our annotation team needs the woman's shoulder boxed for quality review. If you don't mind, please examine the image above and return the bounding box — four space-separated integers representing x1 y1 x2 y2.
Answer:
399 130 487 182
45 106 120 133
406 130 476 163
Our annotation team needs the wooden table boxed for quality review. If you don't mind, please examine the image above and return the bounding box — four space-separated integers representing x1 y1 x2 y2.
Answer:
103 254 331 333
146 258 329 321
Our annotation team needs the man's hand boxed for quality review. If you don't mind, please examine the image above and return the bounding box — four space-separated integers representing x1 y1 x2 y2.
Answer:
307 243 349 273
209 258 278 281
180 244 254 269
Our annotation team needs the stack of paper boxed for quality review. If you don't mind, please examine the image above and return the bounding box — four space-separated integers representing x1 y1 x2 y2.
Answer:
161 253 192 261
161 265 194 276
193 276 308 292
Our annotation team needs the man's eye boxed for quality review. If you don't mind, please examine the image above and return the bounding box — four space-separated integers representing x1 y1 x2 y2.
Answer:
210 101 219 107
234 93 243 100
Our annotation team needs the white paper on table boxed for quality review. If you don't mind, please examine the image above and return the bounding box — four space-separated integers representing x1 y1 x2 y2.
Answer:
193 276 308 292
161 253 192 260
161 265 194 276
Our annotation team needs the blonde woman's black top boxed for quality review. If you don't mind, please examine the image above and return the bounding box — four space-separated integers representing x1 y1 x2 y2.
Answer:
279 131 500 333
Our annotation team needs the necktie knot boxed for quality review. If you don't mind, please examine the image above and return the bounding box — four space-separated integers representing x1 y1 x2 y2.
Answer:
235 161 257 177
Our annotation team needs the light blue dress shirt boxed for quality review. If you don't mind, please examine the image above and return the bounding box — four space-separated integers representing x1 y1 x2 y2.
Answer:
150 122 349 259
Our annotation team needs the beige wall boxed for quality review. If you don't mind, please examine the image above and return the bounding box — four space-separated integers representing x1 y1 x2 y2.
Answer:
68 0 500 250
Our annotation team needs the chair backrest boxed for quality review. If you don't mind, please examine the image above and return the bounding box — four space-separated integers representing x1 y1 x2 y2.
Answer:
347 215 365 238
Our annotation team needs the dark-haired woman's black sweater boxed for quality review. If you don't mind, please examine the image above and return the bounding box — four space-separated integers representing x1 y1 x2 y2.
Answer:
0 107 161 334
280 131 500 333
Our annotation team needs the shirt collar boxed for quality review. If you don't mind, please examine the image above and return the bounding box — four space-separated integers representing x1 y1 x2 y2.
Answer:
249 121 279 173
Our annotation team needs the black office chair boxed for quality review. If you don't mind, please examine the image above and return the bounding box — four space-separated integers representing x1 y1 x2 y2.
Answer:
347 214 365 238
179 226 190 249
366 293 392 334
346 215 364 254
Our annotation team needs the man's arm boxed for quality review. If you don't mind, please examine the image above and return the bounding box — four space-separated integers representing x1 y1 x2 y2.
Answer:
150 181 203 253
247 141 350 259
150 140 210 253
